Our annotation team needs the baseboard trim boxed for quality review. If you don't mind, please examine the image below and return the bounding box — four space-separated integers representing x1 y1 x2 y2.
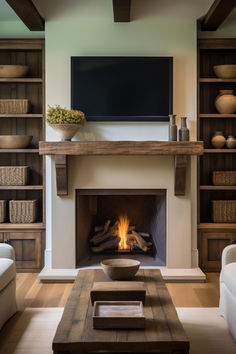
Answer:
38 266 206 283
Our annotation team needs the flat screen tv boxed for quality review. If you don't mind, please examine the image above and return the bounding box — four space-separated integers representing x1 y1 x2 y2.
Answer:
71 56 173 122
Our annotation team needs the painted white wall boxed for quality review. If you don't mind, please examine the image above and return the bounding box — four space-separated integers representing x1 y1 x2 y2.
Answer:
36 0 210 269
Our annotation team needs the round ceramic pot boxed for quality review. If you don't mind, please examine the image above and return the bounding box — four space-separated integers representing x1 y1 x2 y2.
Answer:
226 136 236 149
49 123 82 141
215 90 236 114
211 131 226 148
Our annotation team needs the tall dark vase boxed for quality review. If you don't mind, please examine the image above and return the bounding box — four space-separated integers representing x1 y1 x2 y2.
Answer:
168 114 177 141
179 117 189 141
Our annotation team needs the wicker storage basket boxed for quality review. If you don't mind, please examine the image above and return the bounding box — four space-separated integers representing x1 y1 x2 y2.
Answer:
212 171 236 186
0 200 6 223
0 166 29 185
0 99 30 114
212 200 236 223
9 200 37 224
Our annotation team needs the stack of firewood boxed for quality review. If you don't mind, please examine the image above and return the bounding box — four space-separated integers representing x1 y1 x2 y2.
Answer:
90 220 152 253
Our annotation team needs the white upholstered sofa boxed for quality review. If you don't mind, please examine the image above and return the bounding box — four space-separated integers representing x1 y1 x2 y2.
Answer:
0 243 17 330
220 244 236 341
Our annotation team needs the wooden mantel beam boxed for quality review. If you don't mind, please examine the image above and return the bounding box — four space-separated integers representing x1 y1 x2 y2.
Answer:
113 0 131 22
201 0 236 31
5 0 45 31
39 141 203 197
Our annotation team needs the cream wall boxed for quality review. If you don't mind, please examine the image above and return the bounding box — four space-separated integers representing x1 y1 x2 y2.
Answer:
35 0 211 269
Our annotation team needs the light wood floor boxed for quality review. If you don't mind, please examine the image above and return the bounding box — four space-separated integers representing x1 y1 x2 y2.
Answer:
16 272 220 310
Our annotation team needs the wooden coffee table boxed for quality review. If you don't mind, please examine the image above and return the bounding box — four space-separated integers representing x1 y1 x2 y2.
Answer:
53 269 189 353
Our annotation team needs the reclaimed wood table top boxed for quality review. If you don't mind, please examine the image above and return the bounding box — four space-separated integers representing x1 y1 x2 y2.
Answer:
53 269 189 354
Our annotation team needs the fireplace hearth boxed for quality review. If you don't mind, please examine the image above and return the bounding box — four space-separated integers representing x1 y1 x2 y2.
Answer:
76 189 166 267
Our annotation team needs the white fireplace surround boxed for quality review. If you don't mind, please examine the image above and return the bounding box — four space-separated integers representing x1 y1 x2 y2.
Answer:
39 151 205 282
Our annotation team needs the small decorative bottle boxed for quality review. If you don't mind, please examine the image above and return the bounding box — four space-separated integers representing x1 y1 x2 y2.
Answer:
179 117 190 141
211 131 226 148
226 136 236 149
168 114 177 141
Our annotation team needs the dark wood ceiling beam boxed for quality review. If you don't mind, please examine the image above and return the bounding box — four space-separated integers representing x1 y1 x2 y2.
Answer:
5 0 45 31
113 0 131 22
201 0 236 31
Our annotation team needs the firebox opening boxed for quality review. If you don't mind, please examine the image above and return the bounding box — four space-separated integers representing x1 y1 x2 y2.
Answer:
76 189 166 267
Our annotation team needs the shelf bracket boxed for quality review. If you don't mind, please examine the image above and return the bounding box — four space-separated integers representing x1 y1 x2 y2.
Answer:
174 155 188 196
55 155 68 196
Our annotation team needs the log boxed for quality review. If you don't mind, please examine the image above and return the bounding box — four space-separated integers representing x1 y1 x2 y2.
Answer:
90 220 111 243
128 231 148 252
139 232 150 238
94 225 104 233
91 221 119 245
92 236 120 253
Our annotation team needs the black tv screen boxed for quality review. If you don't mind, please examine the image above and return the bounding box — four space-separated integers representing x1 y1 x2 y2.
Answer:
71 56 173 122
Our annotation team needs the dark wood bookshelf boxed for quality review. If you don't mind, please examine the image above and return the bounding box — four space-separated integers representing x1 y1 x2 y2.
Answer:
0 39 45 272
197 38 236 272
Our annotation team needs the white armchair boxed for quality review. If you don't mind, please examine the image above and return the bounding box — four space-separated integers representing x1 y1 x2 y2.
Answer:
0 243 17 330
220 244 236 342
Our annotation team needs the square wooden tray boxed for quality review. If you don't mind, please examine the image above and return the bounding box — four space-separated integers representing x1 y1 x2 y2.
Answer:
90 281 146 304
93 301 145 329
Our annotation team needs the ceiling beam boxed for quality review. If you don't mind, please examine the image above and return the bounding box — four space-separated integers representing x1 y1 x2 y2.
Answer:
201 0 236 31
113 0 131 22
5 0 45 31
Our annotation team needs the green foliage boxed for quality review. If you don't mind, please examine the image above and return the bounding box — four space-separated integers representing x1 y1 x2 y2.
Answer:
46 105 86 124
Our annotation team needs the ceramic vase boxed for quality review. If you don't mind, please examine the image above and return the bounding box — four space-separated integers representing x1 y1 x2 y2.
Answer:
215 90 236 114
49 123 83 141
178 117 189 141
211 131 226 148
226 136 236 149
168 114 177 141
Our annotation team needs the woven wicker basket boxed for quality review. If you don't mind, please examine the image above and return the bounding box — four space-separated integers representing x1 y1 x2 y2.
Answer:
9 200 37 224
212 200 236 223
212 171 236 186
0 200 6 223
0 166 29 185
0 99 30 114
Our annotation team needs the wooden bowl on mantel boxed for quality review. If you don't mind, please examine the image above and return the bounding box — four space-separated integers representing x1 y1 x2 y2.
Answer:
101 259 140 280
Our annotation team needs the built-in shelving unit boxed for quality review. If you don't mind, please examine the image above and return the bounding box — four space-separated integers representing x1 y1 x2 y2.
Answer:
197 39 236 272
0 39 45 272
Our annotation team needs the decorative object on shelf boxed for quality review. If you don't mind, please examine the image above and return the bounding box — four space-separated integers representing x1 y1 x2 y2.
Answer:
215 90 236 114
0 135 32 149
168 114 177 141
0 99 30 114
47 105 86 141
213 65 236 79
211 131 226 148
9 200 38 224
226 135 236 149
0 65 29 78
212 171 236 186
0 166 29 185
100 258 140 280
178 117 189 141
212 200 236 223
0 200 6 223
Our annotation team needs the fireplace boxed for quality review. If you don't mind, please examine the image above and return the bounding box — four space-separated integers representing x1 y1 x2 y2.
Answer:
76 189 166 267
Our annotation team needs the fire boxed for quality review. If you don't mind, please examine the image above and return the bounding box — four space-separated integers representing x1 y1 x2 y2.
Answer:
117 214 130 250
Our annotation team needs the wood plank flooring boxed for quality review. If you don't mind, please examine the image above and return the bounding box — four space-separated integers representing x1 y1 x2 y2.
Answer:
15 272 220 310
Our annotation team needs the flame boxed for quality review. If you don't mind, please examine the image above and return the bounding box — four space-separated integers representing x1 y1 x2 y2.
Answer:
117 214 130 250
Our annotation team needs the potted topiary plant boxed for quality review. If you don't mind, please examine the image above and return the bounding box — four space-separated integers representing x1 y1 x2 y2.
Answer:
47 105 86 141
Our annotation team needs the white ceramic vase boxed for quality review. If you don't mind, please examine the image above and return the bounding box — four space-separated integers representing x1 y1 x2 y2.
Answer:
49 123 82 141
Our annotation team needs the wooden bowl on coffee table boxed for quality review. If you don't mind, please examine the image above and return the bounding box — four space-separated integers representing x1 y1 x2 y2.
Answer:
101 258 140 280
